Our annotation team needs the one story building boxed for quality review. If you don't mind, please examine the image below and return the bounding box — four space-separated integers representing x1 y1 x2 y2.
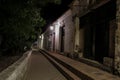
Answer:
38 0 120 76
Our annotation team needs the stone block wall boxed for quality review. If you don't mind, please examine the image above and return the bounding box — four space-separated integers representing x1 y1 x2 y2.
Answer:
0 51 32 80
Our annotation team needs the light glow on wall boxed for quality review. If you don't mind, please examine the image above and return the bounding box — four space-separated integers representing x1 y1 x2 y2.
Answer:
55 25 59 36
54 21 61 51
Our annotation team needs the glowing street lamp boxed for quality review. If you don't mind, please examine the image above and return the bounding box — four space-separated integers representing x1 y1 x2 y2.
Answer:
39 36 41 38
50 26 54 30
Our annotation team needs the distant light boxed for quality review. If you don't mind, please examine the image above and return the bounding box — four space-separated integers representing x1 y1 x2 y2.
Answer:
57 21 60 26
39 36 41 38
50 26 54 30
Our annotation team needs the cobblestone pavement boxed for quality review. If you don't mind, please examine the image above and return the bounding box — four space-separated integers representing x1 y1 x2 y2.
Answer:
23 51 67 80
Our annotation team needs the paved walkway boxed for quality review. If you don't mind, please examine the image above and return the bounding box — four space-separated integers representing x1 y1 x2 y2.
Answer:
23 51 67 80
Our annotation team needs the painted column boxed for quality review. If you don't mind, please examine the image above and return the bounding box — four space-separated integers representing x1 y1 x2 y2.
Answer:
40 34 44 49
51 26 55 52
74 16 80 53
55 22 60 52
74 16 84 58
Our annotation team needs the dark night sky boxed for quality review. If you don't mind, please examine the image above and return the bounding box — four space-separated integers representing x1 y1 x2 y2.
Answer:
41 0 73 32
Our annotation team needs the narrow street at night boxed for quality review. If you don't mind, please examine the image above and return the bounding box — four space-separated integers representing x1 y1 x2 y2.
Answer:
1 0 120 80
23 50 67 80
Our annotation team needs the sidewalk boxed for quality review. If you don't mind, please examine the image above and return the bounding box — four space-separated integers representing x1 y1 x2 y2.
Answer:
23 50 67 80
44 50 120 80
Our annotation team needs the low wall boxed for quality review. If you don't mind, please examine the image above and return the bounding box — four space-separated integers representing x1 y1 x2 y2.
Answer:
0 50 32 80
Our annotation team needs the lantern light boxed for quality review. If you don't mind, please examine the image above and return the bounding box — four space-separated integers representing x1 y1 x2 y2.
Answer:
50 26 54 30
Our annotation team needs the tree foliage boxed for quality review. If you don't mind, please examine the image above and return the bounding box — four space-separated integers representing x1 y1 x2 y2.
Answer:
0 0 61 55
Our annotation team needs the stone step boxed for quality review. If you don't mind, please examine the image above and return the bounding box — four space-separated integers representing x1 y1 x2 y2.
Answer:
40 49 120 80
40 50 93 80
40 50 81 80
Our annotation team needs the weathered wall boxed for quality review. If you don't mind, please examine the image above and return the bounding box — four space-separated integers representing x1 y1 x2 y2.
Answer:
49 10 75 54
0 51 32 80
115 0 120 75
64 11 75 53
71 0 119 70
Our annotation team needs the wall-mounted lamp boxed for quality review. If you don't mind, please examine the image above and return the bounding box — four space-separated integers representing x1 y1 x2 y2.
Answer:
39 36 42 38
50 26 54 30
